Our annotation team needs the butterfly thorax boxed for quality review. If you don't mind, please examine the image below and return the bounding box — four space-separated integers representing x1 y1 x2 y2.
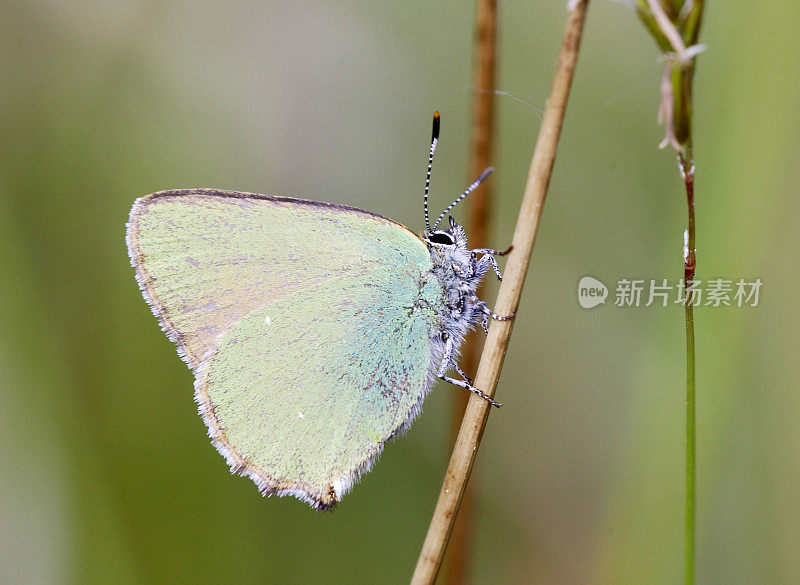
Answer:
423 218 486 349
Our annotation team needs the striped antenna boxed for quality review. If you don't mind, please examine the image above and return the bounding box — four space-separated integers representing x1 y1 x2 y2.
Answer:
432 167 493 231
424 111 440 232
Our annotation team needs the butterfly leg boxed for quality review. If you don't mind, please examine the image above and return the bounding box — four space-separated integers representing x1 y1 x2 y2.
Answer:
480 311 490 334
472 245 513 257
441 374 503 408
452 361 474 386
437 335 502 408
475 253 504 281
476 300 516 322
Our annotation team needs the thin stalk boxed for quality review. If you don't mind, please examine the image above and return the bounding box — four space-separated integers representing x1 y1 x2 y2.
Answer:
621 2 705 581
443 0 498 582
409 2 591 583
680 152 696 585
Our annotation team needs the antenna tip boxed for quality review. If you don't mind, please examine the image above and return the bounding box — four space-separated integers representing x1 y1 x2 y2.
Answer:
431 111 440 140
478 166 494 181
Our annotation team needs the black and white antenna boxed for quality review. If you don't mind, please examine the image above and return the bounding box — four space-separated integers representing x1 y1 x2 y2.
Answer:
432 167 493 231
423 111 440 233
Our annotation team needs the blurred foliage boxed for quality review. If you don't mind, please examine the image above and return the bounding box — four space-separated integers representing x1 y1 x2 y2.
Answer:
1 1 799 584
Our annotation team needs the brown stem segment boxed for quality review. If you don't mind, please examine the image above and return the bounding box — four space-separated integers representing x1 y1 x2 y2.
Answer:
681 154 696 281
409 2 591 583
444 0 498 582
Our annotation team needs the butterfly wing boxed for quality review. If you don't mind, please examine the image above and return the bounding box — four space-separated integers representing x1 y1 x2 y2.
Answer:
127 190 443 509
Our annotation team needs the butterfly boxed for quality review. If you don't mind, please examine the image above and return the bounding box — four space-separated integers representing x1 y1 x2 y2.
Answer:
126 111 512 510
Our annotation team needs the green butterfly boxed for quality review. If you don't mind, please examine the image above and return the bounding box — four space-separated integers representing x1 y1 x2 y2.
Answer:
126 112 512 510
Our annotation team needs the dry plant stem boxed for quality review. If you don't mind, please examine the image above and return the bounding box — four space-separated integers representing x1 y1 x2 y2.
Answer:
410 2 590 583
444 0 498 582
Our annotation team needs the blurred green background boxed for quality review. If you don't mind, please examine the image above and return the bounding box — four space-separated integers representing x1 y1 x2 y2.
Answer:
2 1 798 583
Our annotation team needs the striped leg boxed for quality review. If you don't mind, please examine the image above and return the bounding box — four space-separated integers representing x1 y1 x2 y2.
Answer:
438 335 503 408
477 300 516 322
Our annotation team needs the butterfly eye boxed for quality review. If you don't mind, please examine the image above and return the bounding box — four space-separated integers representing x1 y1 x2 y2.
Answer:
428 231 454 246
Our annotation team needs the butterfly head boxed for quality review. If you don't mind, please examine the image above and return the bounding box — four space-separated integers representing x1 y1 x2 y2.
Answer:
423 215 468 253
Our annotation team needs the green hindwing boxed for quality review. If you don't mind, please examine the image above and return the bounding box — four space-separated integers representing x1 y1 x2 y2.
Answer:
127 190 442 509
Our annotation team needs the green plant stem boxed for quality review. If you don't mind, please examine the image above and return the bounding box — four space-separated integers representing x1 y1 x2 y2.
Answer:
680 152 696 585
685 303 696 585
626 3 703 582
